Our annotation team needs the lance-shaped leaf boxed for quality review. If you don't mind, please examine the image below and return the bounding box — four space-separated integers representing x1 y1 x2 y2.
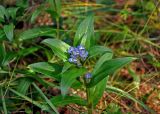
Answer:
92 52 113 74
19 27 56 41
28 62 62 81
30 5 44 23
17 77 33 95
48 0 61 17
50 95 87 107
42 39 70 61
7 7 19 19
17 47 39 57
89 45 112 58
1 52 16 66
90 52 113 106
0 29 6 41
0 5 7 22
88 57 136 87
74 15 94 49
61 68 87 96
3 24 14 41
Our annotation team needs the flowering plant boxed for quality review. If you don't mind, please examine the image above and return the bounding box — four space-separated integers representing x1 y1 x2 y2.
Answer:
28 15 151 114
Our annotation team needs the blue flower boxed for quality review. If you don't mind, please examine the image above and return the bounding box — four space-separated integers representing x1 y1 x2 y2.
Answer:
68 47 74 54
77 45 88 60
77 45 85 51
79 49 86 56
85 73 92 79
67 45 89 65
80 51 88 60
68 58 77 63
72 48 79 57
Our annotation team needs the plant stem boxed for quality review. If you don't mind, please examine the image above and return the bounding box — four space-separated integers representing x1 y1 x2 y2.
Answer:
86 87 93 114
56 18 60 39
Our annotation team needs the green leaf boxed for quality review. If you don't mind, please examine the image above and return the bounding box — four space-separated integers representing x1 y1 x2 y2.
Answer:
55 0 61 16
1 52 16 66
0 43 6 66
0 29 6 41
88 57 136 87
0 47 15 67
106 85 154 113
31 5 44 23
17 74 57 88
74 15 94 49
42 39 70 61
28 62 62 81
92 77 108 106
19 27 56 41
62 62 72 73
17 47 39 57
50 95 87 107
3 24 14 41
17 77 33 95
48 0 61 17
92 52 113 74
90 52 113 106
71 80 83 89
7 7 19 19
89 46 112 58
60 68 87 96
16 0 29 8
0 5 7 22
12 69 57 88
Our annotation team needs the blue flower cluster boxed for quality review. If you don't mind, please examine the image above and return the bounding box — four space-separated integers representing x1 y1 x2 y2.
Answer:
68 45 88 66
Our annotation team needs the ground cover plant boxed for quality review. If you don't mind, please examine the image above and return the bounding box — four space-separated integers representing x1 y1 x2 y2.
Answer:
0 0 160 114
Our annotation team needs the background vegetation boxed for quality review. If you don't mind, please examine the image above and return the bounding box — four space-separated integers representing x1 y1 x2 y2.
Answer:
0 0 160 114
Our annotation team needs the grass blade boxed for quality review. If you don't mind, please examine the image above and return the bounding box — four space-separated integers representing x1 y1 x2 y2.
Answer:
0 88 7 114
9 88 51 112
106 85 155 113
32 83 59 114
